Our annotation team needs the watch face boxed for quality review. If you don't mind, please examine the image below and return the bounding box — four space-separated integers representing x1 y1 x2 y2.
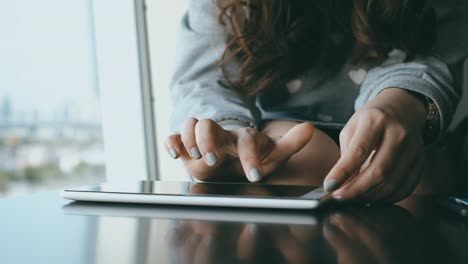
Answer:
423 97 440 144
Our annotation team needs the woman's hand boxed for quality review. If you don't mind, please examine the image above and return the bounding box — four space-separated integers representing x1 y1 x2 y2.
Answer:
323 88 427 203
165 118 315 182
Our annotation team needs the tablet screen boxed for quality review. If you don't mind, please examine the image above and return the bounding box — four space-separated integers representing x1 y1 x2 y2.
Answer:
67 181 324 200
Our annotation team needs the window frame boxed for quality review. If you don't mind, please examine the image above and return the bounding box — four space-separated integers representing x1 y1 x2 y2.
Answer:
93 0 159 182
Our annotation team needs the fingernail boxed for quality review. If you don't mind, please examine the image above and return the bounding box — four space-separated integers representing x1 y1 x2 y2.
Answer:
324 179 339 192
169 148 178 159
247 223 257 236
248 168 262 182
190 147 202 159
205 152 218 166
332 194 343 201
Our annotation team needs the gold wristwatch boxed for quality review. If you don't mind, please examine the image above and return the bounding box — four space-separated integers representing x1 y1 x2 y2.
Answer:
409 91 440 144
424 96 440 144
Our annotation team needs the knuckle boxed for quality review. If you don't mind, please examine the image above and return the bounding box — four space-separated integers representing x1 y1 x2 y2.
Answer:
195 119 219 141
339 131 350 145
185 117 198 127
371 166 386 182
244 127 257 135
241 156 259 166
333 165 353 179
238 128 257 144
196 119 216 131
304 121 315 131
180 131 193 144
394 126 409 142
182 118 197 134
238 135 255 147
183 118 198 134
350 145 367 160
368 108 389 125
238 127 257 138
165 134 180 146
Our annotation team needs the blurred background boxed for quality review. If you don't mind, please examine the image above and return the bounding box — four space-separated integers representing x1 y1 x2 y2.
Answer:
0 0 105 196
0 0 188 197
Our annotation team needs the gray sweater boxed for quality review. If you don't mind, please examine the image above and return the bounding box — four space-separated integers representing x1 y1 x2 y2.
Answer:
170 0 468 137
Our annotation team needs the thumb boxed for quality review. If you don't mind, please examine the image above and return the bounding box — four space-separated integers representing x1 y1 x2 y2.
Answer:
270 122 315 162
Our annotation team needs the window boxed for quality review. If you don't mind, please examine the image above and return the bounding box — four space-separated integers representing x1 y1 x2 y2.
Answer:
1 0 207 195
147 0 188 180
0 0 105 196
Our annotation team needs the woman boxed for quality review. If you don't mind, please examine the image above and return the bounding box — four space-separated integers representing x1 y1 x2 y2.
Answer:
165 0 468 203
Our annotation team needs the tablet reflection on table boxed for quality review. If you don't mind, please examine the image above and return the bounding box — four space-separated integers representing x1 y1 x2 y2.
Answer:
63 202 323 264
63 199 456 264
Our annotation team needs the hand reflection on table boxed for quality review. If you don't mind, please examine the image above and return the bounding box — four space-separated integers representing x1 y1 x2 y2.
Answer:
170 216 322 264
322 204 454 264
168 182 324 264
168 183 453 264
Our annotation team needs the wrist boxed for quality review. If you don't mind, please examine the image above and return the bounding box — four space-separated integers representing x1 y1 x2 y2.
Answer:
401 90 427 130
375 88 440 144
374 88 427 131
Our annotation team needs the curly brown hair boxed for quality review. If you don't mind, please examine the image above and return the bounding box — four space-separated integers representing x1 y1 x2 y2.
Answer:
217 0 436 96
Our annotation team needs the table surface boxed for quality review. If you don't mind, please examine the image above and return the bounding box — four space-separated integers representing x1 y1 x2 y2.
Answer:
1 191 468 264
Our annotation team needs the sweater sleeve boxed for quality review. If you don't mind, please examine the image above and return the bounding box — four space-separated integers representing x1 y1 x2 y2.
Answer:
355 0 468 138
169 0 260 134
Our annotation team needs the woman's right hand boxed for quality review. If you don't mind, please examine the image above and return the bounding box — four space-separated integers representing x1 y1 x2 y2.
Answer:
164 118 315 182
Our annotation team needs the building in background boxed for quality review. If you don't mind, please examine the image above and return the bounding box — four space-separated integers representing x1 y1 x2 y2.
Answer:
0 0 105 196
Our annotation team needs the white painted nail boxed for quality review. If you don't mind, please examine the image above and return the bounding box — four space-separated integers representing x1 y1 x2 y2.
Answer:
169 148 178 159
247 223 257 236
248 168 262 182
190 147 202 159
205 152 218 166
324 179 339 192
333 195 343 201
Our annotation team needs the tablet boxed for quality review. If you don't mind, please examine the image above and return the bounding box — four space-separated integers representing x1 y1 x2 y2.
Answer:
63 203 319 225
62 181 328 210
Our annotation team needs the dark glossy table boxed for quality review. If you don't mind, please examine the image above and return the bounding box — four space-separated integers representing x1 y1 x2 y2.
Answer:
1 192 468 264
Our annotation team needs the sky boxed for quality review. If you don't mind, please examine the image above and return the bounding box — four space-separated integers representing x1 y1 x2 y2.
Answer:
0 0 98 117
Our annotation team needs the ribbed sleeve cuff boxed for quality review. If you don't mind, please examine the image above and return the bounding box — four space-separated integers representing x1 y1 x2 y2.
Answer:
216 116 257 130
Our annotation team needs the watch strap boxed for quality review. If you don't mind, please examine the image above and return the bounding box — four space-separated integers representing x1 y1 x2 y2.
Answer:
406 90 440 145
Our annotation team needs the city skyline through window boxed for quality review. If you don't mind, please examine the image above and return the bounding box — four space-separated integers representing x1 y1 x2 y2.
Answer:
0 0 105 196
